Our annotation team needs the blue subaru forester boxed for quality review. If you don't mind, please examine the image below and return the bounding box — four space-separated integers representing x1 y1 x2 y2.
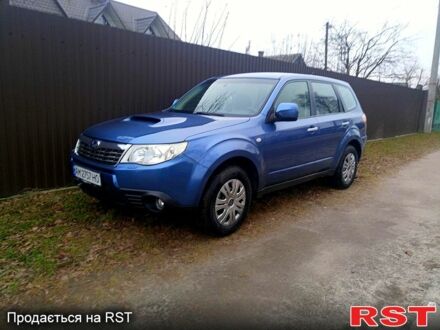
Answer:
71 73 367 235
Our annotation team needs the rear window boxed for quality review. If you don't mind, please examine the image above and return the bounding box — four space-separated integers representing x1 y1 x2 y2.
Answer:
335 85 357 111
311 82 340 115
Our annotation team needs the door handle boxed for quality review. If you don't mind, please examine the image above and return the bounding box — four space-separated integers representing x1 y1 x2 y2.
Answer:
341 121 350 127
307 126 319 132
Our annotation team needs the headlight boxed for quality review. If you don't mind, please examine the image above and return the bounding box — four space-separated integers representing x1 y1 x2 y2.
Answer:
74 139 80 155
120 142 187 165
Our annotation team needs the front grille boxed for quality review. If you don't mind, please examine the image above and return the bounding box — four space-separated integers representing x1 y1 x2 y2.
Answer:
77 136 127 165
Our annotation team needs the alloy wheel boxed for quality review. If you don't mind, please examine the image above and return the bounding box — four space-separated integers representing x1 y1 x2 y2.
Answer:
342 152 356 184
214 179 246 226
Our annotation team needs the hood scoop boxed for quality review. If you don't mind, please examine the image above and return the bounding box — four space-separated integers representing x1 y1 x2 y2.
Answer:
128 115 161 124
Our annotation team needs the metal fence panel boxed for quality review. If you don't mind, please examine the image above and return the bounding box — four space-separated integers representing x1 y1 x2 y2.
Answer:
0 4 427 197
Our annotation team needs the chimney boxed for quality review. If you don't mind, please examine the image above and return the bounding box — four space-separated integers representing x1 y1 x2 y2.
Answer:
258 51 264 57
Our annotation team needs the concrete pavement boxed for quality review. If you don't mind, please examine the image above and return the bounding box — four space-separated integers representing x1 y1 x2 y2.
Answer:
131 151 440 329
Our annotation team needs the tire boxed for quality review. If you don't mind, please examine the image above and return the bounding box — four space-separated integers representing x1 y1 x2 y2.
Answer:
331 145 359 189
200 166 252 236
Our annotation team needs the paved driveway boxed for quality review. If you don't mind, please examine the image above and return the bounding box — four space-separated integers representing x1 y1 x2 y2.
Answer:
130 151 440 329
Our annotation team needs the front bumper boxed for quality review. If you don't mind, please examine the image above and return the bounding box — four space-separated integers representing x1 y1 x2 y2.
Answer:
70 152 207 208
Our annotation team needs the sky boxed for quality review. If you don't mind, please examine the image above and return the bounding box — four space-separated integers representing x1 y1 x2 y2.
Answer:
120 0 438 72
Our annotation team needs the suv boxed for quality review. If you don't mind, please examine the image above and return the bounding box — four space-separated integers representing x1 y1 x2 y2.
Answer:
71 73 367 235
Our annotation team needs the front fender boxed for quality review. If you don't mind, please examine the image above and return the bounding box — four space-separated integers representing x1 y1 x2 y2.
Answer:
188 138 264 204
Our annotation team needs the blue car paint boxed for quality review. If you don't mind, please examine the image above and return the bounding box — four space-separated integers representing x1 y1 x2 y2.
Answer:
83 112 250 144
71 72 367 208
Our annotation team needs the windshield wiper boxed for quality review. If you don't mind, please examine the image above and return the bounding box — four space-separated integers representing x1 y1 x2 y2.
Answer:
194 111 224 117
168 108 193 114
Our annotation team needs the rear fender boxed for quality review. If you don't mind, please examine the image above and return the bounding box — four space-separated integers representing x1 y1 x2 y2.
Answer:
333 128 364 168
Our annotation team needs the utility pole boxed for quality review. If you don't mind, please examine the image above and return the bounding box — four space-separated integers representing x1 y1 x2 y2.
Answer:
324 22 330 70
425 0 440 133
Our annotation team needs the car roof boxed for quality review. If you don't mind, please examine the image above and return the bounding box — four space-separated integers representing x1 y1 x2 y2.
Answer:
223 72 350 86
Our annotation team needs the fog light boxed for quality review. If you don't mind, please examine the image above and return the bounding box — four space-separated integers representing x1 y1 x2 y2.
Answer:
155 198 165 211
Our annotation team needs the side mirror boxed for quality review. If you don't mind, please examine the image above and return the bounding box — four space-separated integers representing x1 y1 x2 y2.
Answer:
171 99 179 107
274 102 299 121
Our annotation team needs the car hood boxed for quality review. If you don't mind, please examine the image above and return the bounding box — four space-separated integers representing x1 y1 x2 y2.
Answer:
83 111 249 144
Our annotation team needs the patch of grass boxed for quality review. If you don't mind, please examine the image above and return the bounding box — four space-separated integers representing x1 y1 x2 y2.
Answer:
359 132 440 179
1 132 440 305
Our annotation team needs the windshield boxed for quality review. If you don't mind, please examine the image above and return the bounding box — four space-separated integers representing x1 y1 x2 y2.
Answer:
170 78 278 117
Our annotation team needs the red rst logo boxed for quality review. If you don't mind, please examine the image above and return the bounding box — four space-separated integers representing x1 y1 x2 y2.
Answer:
350 305 437 327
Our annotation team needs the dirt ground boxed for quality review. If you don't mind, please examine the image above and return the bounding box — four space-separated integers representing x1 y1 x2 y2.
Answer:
2 135 440 329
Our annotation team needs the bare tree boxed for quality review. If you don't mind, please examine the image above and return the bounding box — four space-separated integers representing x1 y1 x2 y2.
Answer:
169 0 229 48
245 40 251 55
328 21 409 79
267 33 323 67
303 40 324 68
256 20 421 86
269 34 296 56
387 58 427 88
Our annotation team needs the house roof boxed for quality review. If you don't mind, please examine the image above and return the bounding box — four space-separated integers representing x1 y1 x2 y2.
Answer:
110 1 156 29
9 0 65 16
110 2 178 38
9 0 179 39
55 0 99 20
266 54 306 66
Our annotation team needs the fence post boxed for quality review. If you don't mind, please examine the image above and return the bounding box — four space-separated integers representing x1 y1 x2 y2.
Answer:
425 0 440 133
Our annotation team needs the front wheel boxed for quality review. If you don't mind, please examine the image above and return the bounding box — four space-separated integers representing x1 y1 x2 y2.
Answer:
331 145 359 189
201 166 252 236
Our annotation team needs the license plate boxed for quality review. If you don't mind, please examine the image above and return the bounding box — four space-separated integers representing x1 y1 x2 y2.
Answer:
73 165 101 186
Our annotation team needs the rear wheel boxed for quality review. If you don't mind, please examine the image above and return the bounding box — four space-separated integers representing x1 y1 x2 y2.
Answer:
201 166 252 236
331 145 358 189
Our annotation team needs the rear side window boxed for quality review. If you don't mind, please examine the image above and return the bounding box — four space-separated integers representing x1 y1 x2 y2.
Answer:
311 82 340 115
335 85 357 111
274 81 311 119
